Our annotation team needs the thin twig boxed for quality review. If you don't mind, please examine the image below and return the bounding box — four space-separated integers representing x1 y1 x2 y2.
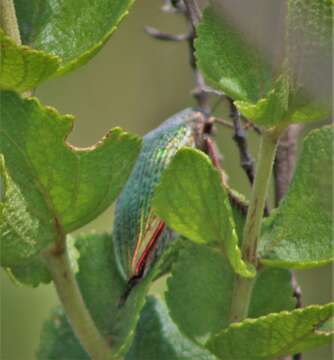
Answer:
242 117 262 135
183 0 202 26
228 99 255 184
144 26 190 41
274 124 303 204
213 117 234 130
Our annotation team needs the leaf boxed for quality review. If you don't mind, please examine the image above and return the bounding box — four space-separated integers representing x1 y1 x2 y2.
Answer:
258 126 334 268
235 75 290 127
286 0 333 113
248 267 296 318
14 0 135 75
166 242 295 344
0 91 141 284
195 7 273 103
152 147 255 278
37 306 89 360
38 232 183 358
0 30 60 92
75 232 150 356
206 303 334 360
195 4 332 126
126 296 217 360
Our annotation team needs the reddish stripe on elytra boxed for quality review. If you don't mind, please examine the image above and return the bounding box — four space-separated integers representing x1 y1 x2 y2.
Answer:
134 221 165 276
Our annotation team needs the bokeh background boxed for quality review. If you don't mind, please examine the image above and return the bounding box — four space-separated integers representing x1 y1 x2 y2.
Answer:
1 1 332 359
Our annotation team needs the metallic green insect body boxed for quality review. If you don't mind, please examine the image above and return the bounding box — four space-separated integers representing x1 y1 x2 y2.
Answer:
112 108 203 281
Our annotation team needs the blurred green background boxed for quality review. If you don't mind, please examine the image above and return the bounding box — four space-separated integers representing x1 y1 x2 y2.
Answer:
1 1 332 359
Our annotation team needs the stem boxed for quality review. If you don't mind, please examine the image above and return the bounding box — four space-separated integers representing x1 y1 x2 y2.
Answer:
230 127 283 323
0 0 21 45
43 243 115 360
183 0 202 26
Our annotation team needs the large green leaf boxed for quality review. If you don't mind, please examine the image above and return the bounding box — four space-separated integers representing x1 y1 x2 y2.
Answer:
0 30 60 92
206 303 334 360
258 126 333 268
14 0 135 75
195 7 273 104
0 91 141 285
166 242 295 344
126 296 217 360
195 4 332 126
152 148 254 278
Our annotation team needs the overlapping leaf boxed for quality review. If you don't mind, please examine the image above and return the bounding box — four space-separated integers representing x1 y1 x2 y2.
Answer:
258 126 333 268
0 30 60 92
126 296 217 360
166 242 295 344
152 148 255 278
14 0 135 75
206 303 334 360
195 2 332 126
0 90 141 285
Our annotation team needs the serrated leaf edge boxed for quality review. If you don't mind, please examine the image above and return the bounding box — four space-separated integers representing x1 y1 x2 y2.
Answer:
206 303 334 354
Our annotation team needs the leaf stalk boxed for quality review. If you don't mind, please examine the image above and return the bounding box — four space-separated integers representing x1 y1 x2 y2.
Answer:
229 127 283 323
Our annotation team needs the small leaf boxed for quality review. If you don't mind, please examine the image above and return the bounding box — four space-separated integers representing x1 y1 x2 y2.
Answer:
0 30 60 92
126 296 217 360
235 75 290 126
166 242 295 344
206 303 334 360
14 0 135 75
259 126 333 268
152 148 254 278
0 91 141 284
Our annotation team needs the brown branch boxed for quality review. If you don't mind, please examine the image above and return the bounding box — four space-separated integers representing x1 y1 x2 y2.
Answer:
274 124 304 360
183 0 202 26
274 124 303 204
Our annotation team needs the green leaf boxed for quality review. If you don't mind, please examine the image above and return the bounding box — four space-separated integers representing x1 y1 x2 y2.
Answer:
0 91 141 284
235 75 290 126
248 267 295 318
195 4 332 126
75 232 151 356
206 303 334 360
195 7 273 103
38 232 153 358
166 242 295 344
37 233 185 358
286 0 333 116
37 306 89 360
259 126 334 268
14 0 135 75
0 30 60 92
152 148 254 278
126 296 217 360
